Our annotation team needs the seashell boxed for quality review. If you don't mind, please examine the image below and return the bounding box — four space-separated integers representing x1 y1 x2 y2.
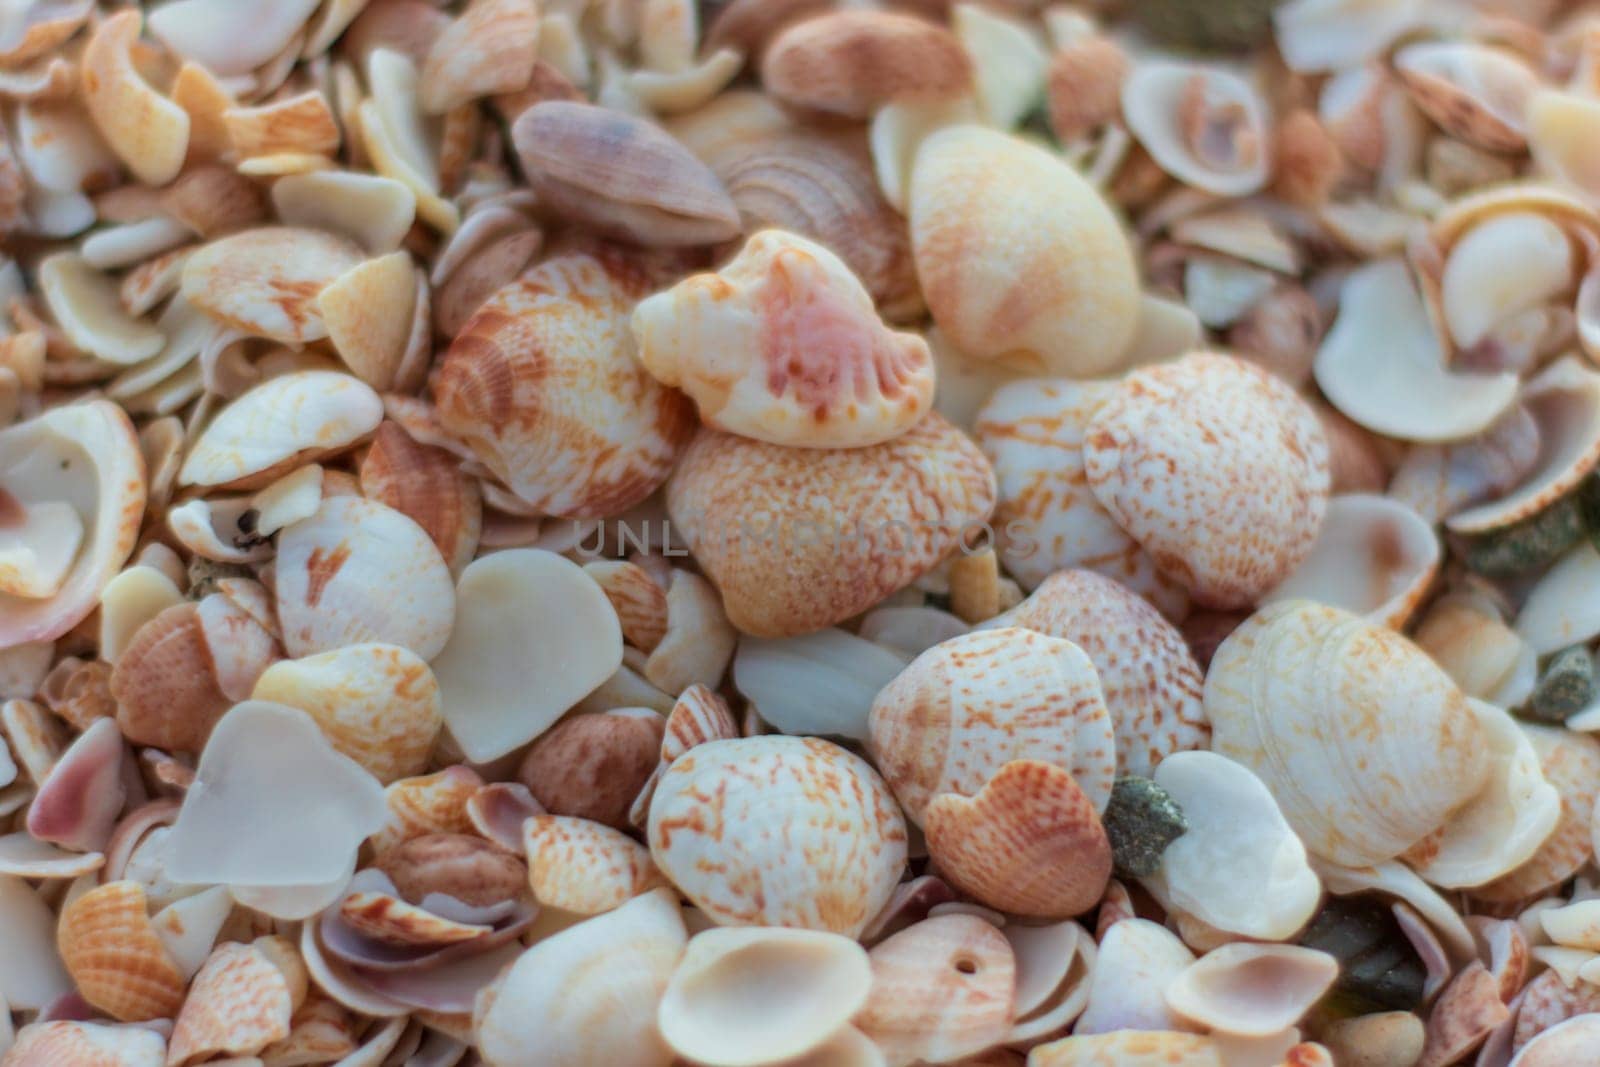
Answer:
1204 600 1489 867
431 549 623 763
869 627 1116 823
370 767 483 857
250 644 441 784
1315 259 1518 443
1006 919 1096 1046
1122 61 1269 198
57 881 186 1022
418 0 539 114
434 249 697 518
224 91 339 162
474 888 686 1067
909 125 1139 377
274 495 455 661
733 627 907 743
1539 899 1600 950
859 607 971 659
167 702 386 889
37 254 164 366
1263 494 1439 628
1084 353 1330 610
518 709 662 830
1439 213 1572 353
336 888 491 946
37 656 115 732
150 885 233 980
629 687 737 827
110 602 231 752
524 815 665 916
760 9 969 120
317 252 415 394
583 562 668 653
1510 1013 1600 1067
26 717 124 854
0 0 91 66
950 3 1046 131
643 568 739 696
510 102 739 246
658 926 872 1067
249 464 323 539
1418 962 1507 1067
1164 944 1336 1038
922 759 1112 919
1147 751 1320 942
433 228 543 339
854 914 1014 1067
648 736 906 936
1413 592 1534 708
167 940 294 1064
631 229 934 449
1076 918 1197 1036
2 1021 165 1067
1 698 65 785
355 50 458 234
1474 728 1600 903
466 782 544 854
358 422 480 577
194 590 281 702
989 571 1206 776
257 993 358 1065
271 172 416 255
1028 1031 1223 1067
1226 285 1322 389
1394 42 1537 154
1512 969 1600 1053
0 874 71 1011
147 0 317 76
166 498 271 565
666 413 996 637
80 12 190 186
1388 405 1541 525
0 834 103 879
375 834 526 908
1273 0 1427 73
181 228 364 346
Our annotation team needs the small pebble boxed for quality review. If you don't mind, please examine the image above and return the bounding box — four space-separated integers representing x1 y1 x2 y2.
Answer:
1102 775 1188 878
1460 495 1582 577
1130 0 1283 50
1298 898 1425 1013
1526 644 1595 724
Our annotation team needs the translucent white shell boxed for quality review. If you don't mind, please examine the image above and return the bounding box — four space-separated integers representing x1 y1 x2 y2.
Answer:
1121 61 1270 197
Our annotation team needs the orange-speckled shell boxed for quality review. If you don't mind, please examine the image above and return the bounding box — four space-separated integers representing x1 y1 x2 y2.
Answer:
762 10 972 119
855 914 1016 1066
369 766 484 856
524 814 668 915
632 230 934 448
375 833 527 907
109 602 230 753
868 627 1117 824
180 228 363 345
57 881 186 1022
1028 1031 1223 1067
991 570 1209 777
583 562 669 653
1472 727 1600 903
359 421 482 577
665 412 997 637
1 1020 166 1067
923 760 1111 918
1513 968 1600 1053
517 709 664 830
418 0 540 114
167 941 294 1065
1083 353 1331 609
434 250 698 519
337 891 490 945
647 736 907 936
80 11 190 186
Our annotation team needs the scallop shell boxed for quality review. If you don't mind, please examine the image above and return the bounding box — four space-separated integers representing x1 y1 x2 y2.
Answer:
57 881 185 1022
989 570 1206 776
358 422 480 578
854 914 1015 1067
869 627 1117 823
647 736 906 936
524 815 665 916
1122 61 1269 197
909 126 1139 377
631 229 935 448
110 602 231 752
1394 42 1537 154
1028 1031 1223 1067
418 0 539 114
583 562 669 653
762 10 971 119
250 643 441 784
1204 601 1489 867
274 495 455 661
1473 728 1600 903
518 708 663 829
434 249 698 519
665 413 996 637
370 767 483 857
474 888 686 1067
658 926 873 1067
181 228 363 346
1 1020 166 1067
923 759 1112 919
167 940 294 1064
317 252 416 393
80 11 190 186
1083 353 1330 610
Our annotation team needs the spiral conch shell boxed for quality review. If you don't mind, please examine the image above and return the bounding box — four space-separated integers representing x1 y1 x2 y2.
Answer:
1205 600 1490 868
631 229 935 448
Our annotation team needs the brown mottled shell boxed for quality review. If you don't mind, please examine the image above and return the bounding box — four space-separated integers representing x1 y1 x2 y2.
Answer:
993 570 1209 777
1047 35 1130 143
374 832 527 907
434 250 699 519
57 881 186 1022
524 814 668 915
762 10 973 119
583 561 669 653
167 941 294 1064
665 413 996 637
418 0 540 114
1083 353 1331 609
924 759 1112 918
359 421 482 576
1472 727 1600 904
517 709 664 829
109 602 230 753
1513 968 1600 1053
1418 963 1508 1067
369 766 484 856
706 0 830 59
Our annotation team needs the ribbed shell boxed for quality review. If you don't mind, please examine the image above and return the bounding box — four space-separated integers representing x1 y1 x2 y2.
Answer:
1204 601 1490 867
647 736 907 936
434 250 698 518
166 941 294 1064
1 1020 166 1067
109 602 230 752
665 413 996 637
369 766 483 857
517 709 664 829
524 815 667 915
359 421 481 576
57 881 185 1022
1471 726 1600 903
762 10 973 119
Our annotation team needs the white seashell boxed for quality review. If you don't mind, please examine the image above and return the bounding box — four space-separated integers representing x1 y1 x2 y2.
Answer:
251 464 323 537
1273 0 1428 73
271 171 417 255
732 628 907 743
148 0 320 77
1530 90 1600 205
0 875 71 1011
0 500 81 599
1006 919 1097 1046
81 11 190 185
275 495 455 660
182 227 365 346
431 549 623 763
358 50 457 233
857 606 970 659
1515 541 1600 655
1473 728 1600 904
658 927 872 1067
1312 857 1476 964
643 569 738 696
1030 1031 1224 1067
168 498 274 565
1387 406 1541 526
1147 751 1320 943
1184 256 1276 330
952 3 1046 130
0 833 102 879
1395 42 1537 154
1165 944 1338 1037
38 253 164 365
1509 1013 1600 1067
1315 259 1518 442
1263 494 1439 628
1441 213 1572 351
81 218 192 273
150 885 234 981
1122 61 1270 197
1540 900 1600 950
1076 918 1197 1036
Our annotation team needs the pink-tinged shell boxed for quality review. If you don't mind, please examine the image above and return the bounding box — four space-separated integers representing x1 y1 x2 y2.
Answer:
923 760 1111 919
582 562 669 653
1511 1014 1600 1067
57 881 186 1022
1467 916 1528 1002
80 11 190 186
762 10 972 119
1512 969 1600 1053
1473 728 1600 904
359 422 482 578
180 228 363 346
855 914 1015 1066
1 1020 165 1067
632 229 935 448
1163 944 1338 1037
517 709 663 830
26 718 126 853
647 736 907 936
166 941 294 1065
466 782 546 853
434 250 698 519
1028 1031 1223 1067
1418 962 1508 1067
665 413 997 637
337 891 490 946
374 833 526 908
991 571 1208 777
971 378 1188 615
110 603 230 753
369 767 484 857
910 126 1140 377
524 815 666 915
418 0 539 113
1083 353 1331 609
869 627 1116 824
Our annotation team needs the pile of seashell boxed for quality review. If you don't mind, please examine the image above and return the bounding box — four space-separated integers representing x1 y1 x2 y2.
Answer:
15 0 1600 1065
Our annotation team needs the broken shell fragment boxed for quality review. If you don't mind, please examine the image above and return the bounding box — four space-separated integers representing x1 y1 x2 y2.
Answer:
1263 494 1439 628
1165 943 1338 1037
181 228 364 346
1029 1031 1222 1067
166 940 294 1064
2 1020 166 1067
1394 42 1537 154
81 11 190 185
1076 918 1197 1036
109 602 230 751
418 0 540 114
38 254 164 366
1473 727 1600 903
